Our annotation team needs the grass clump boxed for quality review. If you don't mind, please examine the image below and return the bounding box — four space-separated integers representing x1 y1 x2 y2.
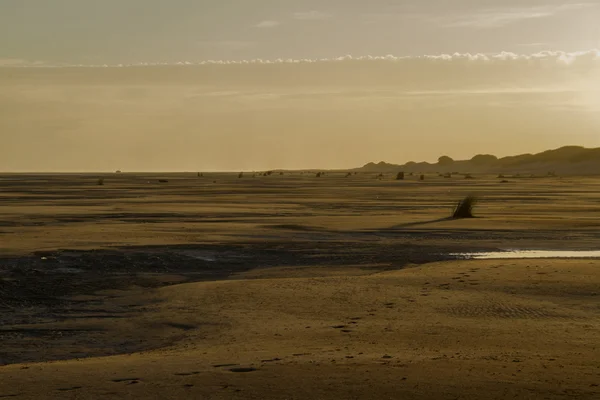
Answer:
97 177 104 186
452 195 478 219
396 172 405 180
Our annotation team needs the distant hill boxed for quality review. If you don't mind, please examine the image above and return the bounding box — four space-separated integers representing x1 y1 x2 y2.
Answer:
357 146 600 176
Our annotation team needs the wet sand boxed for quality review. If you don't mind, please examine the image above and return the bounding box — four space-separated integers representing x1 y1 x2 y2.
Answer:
1 172 599 399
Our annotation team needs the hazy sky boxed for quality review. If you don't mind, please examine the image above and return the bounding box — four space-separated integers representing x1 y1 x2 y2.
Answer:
1 0 599 64
1 1 600 171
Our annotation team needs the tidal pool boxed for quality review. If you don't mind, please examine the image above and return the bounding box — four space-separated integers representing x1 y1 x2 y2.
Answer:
452 250 600 260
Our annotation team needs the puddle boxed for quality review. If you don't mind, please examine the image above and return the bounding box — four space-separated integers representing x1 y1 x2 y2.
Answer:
453 250 600 260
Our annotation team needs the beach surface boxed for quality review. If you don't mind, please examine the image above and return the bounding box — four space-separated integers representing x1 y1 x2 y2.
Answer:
1 172 599 399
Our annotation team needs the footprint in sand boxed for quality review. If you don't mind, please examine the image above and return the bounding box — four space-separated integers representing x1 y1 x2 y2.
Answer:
111 378 140 384
56 387 82 392
261 358 282 363
229 367 257 373
174 371 200 376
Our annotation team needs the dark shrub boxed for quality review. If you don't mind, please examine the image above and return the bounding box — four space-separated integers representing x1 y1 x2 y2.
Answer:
452 195 478 219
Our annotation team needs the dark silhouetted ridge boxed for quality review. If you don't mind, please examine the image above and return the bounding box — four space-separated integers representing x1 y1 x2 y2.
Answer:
357 146 600 175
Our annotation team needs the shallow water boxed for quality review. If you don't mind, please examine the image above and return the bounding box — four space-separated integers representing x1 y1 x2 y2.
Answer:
453 250 600 259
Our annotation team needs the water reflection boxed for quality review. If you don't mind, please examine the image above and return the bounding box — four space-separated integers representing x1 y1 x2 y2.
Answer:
453 250 600 260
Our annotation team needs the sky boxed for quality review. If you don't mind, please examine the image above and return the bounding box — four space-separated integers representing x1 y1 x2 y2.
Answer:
1 0 600 171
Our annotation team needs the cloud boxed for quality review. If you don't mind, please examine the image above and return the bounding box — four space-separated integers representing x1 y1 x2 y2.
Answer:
0 58 47 67
13 50 594 97
292 11 331 21
190 49 600 67
438 3 596 29
254 20 281 28
6 50 598 69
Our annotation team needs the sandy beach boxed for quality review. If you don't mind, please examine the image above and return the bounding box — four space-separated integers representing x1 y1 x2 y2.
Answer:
1 172 599 399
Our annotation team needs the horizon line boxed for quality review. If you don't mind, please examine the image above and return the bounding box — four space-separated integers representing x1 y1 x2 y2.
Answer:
1 145 598 174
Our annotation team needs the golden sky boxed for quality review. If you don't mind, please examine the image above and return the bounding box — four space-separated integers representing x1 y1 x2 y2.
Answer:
1 1 599 171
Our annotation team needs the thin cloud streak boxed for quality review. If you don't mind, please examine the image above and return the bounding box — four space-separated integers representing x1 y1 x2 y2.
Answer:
438 3 596 28
254 20 281 28
180 49 600 66
3 49 599 68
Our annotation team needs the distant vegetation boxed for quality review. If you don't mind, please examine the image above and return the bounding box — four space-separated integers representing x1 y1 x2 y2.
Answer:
359 146 600 176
